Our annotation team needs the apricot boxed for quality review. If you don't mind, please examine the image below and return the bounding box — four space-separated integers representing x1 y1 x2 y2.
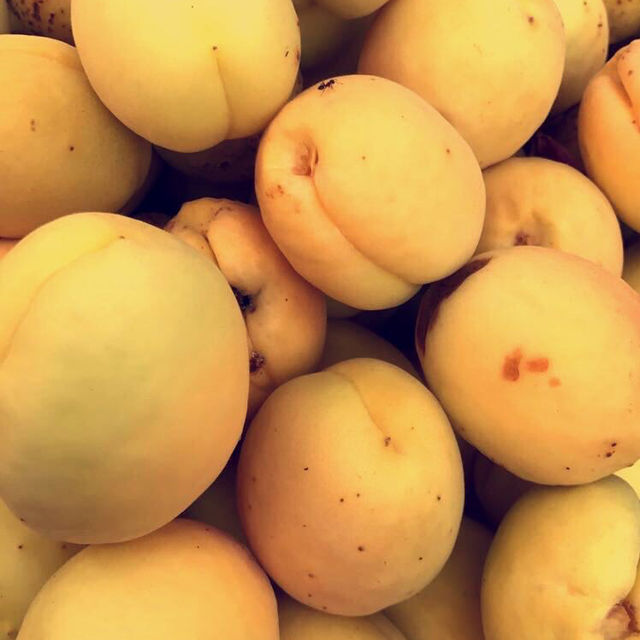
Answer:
603 0 640 43
166 197 326 416
0 213 248 543
319 319 419 378
477 156 623 275
279 595 407 639
0 239 16 260
313 0 388 19
71 0 301 152
416 245 640 485
237 358 464 615
481 476 640 640
0 499 81 639
0 35 152 238
552 0 609 114
386 518 492 640
358 0 565 168
578 40 640 230
255 74 485 310
17 519 278 640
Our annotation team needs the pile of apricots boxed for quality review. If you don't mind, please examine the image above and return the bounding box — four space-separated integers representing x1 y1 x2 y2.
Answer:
1 0 640 638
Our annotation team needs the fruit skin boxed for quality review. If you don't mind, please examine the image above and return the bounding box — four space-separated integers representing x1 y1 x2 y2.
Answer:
416 245 640 486
0 499 81 640
578 40 640 231
358 0 565 168
477 156 623 276
237 357 464 616
7 0 72 43
551 0 609 114
386 517 492 640
603 0 640 43
0 35 152 238
313 0 388 19
319 319 419 378
0 212 249 543
166 197 326 417
17 519 278 640
71 0 301 152
279 594 407 639
255 74 485 310
0 239 16 259
481 476 640 640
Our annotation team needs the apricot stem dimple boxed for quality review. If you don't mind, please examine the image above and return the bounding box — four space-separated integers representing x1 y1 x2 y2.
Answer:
292 143 317 177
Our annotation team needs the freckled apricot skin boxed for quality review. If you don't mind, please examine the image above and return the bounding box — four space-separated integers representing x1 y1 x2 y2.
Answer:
8 0 73 44
71 0 301 152
16 520 279 640
0 35 152 238
358 0 565 168
578 41 640 231
416 245 640 486
237 358 464 616
255 74 485 310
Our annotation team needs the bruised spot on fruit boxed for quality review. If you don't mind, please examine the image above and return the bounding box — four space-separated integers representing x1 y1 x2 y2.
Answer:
358 545 365 552
292 144 317 176
384 436 391 447
232 287 255 313
502 348 523 381
526 357 549 373
249 351 265 373
415 258 491 354
601 600 639 637
549 377 561 387
17 544 23 549
514 231 530 246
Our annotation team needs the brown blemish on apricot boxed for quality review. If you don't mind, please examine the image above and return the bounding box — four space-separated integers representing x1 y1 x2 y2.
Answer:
514 231 530 246
358 545 365 551
249 351 265 373
384 436 391 447
526 358 549 373
502 349 523 381
415 257 491 354
549 377 561 387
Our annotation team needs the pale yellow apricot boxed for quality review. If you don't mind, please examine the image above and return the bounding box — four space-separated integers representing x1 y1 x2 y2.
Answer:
552 0 609 114
279 595 407 639
616 460 640 499
0 35 152 238
481 476 640 640
256 74 485 310
7 0 72 43
358 0 565 168
416 246 640 485
319 319 419 378
603 0 640 43
478 156 623 275
386 518 492 640
578 40 640 230
17 519 278 640
0 499 81 640
166 197 326 417
237 358 464 615
72 0 301 152
0 213 249 543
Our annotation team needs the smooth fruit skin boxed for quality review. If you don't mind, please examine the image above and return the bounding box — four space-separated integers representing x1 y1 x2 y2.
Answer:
603 0 640 43
551 0 609 114
481 476 640 640
71 0 301 152
279 595 407 639
0 499 81 640
166 197 327 417
386 517 492 640
358 0 565 168
416 245 640 486
255 74 485 310
579 40 640 231
0 35 152 238
17 519 279 640
237 358 464 616
0 213 249 543
477 156 623 276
